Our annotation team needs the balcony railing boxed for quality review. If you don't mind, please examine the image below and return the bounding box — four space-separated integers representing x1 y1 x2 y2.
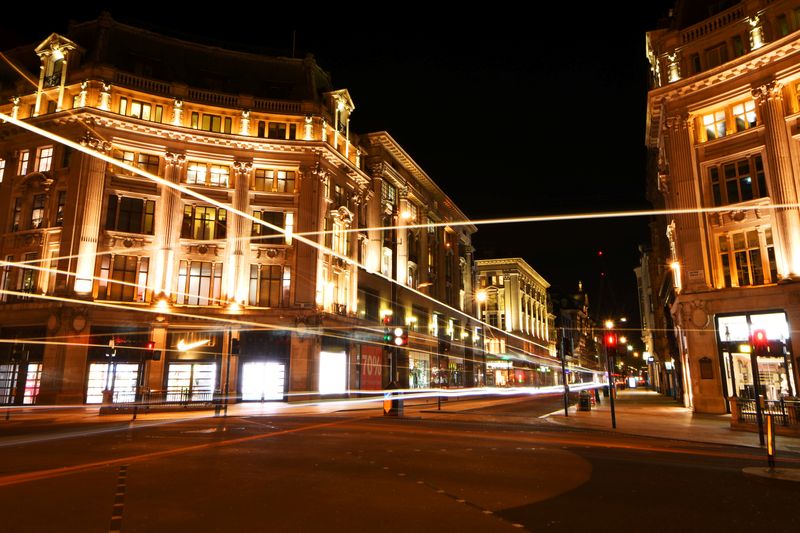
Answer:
681 4 746 44
731 396 800 427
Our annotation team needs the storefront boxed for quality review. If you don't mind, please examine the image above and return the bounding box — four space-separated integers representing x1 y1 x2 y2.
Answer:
716 311 796 406
359 344 384 391
408 350 430 389
86 326 150 403
319 336 348 395
239 330 290 401
486 359 512 387
432 355 465 388
0 327 45 405
165 329 222 402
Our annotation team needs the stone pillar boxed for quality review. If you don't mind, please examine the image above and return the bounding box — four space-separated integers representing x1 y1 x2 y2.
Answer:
34 61 46 116
39 310 90 404
77 81 88 108
73 133 111 295
56 50 70 112
290 332 317 401
171 98 183 126
155 152 185 298
10 97 20 119
507 273 520 333
663 114 709 291
231 161 252 303
148 326 168 391
397 194 409 285
752 81 800 278
304 115 314 141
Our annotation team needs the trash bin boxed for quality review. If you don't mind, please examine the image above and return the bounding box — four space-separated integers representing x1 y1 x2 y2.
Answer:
578 390 592 411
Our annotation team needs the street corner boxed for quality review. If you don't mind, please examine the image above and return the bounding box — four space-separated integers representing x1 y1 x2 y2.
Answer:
742 466 800 489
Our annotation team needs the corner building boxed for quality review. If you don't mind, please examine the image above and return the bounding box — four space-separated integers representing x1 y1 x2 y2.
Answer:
646 0 800 412
0 15 479 405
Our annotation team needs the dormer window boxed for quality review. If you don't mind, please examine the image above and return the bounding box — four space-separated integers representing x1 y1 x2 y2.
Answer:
43 56 64 89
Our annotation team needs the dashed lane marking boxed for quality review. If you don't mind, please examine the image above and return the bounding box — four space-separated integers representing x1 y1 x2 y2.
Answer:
108 465 128 533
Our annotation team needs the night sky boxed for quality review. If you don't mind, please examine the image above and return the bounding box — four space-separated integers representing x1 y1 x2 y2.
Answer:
1 3 678 328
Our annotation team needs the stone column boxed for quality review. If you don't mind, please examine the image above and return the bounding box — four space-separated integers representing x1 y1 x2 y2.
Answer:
752 81 800 278
56 50 70 112
34 59 46 116
73 133 111 295
663 114 708 291
155 152 185 298
507 273 520 333
98 83 111 111
231 161 252 303
239 110 250 136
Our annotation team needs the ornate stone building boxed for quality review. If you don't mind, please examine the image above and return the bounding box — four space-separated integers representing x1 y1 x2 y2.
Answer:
646 0 800 412
474 258 558 387
0 15 480 405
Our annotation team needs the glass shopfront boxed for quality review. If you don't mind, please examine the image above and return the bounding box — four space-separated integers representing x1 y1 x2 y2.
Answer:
238 330 290 401
85 326 149 404
241 362 285 401
717 311 795 402
0 327 45 405
408 351 430 389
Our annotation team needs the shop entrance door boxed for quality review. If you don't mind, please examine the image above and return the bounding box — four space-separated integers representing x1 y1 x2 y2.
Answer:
241 362 285 401
0 363 42 405
86 363 139 403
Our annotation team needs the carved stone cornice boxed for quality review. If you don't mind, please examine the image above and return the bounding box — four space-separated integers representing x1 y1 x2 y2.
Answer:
664 113 690 131
79 131 111 153
752 80 783 103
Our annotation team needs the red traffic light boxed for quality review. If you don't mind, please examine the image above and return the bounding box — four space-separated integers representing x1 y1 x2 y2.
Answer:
604 333 617 348
382 314 392 326
145 341 155 351
751 329 769 355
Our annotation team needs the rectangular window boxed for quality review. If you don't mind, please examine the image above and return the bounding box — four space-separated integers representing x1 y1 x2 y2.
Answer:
177 260 222 305
95 255 149 302
200 114 222 133
252 210 284 240
154 105 164 123
34 146 53 173
719 229 775 287
180 205 226 240
119 97 128 116
777 14 789 37
129 100 152 120
705 42 728 69
268 122 287 139
30 194 46 229
381 181 396 205
0 255 12 302
732 100 757 132
136 153 159 175
19 252 38 296
690 53 701 74
732 35 745 58
191 112 199 129
708 155 767 205
18 150 29 175
12 198 21 232
223 117 232 134
105 195 156 235
0 158 5 183
253 169 295 193
248 264 284 307
703 110 726 140
55 191 66 226
186 162 207 185
208 165 230 187
289 124 297 140
112 150 136 174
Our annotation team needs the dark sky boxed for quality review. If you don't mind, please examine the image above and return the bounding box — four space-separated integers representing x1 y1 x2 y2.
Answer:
1 3 677 327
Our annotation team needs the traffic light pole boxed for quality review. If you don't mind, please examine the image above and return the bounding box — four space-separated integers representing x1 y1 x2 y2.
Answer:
605 343 617 429
385 204 403 417
560 330 569 417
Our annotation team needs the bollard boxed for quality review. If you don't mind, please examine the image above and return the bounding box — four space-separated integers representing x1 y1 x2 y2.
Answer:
766 414 776 469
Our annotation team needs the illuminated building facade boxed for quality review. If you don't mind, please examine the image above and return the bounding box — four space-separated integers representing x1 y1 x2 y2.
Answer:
646 0 800 413
474 258 558 387
0 15 481 405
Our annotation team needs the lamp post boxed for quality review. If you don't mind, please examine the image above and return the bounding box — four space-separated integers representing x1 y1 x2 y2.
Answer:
604 320 617 429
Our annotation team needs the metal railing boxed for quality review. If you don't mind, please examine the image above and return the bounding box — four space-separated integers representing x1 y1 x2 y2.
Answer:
734 397 800 426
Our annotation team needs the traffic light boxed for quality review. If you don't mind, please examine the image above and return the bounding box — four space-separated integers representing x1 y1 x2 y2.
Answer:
145 340 160 360
382 315 393 344
604 332 617 348
751 329 769 356
392 327 408 347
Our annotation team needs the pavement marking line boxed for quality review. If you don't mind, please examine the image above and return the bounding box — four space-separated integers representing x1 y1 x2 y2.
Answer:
0 416 363 488
108 465 128 533
337 420 800 464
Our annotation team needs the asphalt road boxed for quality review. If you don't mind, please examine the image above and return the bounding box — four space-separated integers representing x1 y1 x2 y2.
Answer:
1 395 798 532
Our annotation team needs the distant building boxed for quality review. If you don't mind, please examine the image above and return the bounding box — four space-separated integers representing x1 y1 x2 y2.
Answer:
646 0 800 412
474 258 558 387
551 281 601 374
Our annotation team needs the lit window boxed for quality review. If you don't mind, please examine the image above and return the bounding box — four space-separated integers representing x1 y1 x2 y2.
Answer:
251 210 284 241
381 181 396 205
95 255 149 302
137 153 159 175
708 155 767 206
35 146 53 173
129 100 152 120
105 195 156 234
268 122 287 139
186 162 229 188
248 264 285 307
0 158 5 183
208 165 230 187
55 191 66 227
11 198 21 232
253 169 296 193
180 205 227 240
18 150 29 175
186 162 207 185
732 100 757 132
717 229 778 287
703 110 726 140
177 260 222 305
30 194 46 229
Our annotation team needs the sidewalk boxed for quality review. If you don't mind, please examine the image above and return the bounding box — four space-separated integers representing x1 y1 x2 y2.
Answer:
544 388 800 453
